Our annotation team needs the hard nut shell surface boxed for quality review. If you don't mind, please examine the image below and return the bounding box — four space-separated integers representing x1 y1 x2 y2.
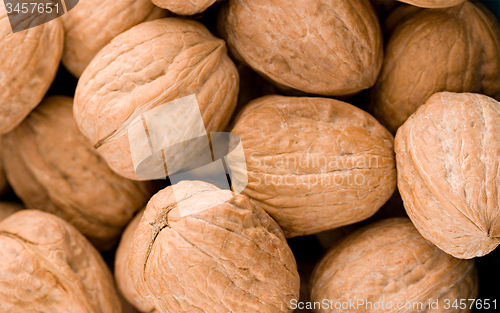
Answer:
310 218 478 313
2 96 152 250
74 18 239 180
0 210 122 312
0 3 64 134
397 0 466 8
0 137 7 194
61 0 168 77
370 1 500 133
115 209 156 313
395 92 500 259
152 0 217 15
219 0 383 96
231 95 396 237
128 180 300 313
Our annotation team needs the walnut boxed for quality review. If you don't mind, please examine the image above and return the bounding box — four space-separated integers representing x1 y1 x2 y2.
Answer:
74 18 239 180
0 202 22 221
0 3 63 134
397 0 466 8
218 0 383 96
0 210 121 312
369 1 500 133
2 96 152 250
128 181 300 312
116 209 156 313
395 92 500 259
61 0 168 77
152 0 217 15
0 137 7 195
310 218 478 313
231 95 396 237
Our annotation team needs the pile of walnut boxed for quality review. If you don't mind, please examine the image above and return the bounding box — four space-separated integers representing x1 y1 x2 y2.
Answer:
0 0 499 312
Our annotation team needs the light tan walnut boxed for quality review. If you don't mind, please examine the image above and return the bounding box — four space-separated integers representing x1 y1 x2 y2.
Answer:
129 181 300 313
152 0 217 15
116 209 156 313
2 96 153 250
0 137 7 195
396 92 500 259
0 3 63 134
218 0 383 96
75 18 239 180
61 0 168 77
231 95 396 237
398 0 466 8
310 218 479 313
0 210 121 312
0 202 23 221
369 1 500 133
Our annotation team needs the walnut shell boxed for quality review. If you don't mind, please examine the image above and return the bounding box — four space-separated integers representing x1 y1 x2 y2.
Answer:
0 202 23 221
2 96 152 250
116 209 156 313
218 0 383 96
310 218 479 313
395 92 500 259
370 1 500 133
75 18 239 180
398 0 466 8
231 95 396 237
61 0 168 77
0 4 64 134
0 210 121 312
152 0 217 15
129 181 300 313
0 137 7 194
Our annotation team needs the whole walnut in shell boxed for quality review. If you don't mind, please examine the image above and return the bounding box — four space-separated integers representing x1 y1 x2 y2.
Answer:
0 138 7 194
116 209 156 313
397 0 466 8
75 18 239 180
218 0 383 96
231 95 396 237
310 218 478 313
2 96 152 250
0 202 23 221
0 210 121 312
370 1 500 133
0 4 64 134
129 181 300 313
61 0 168 77
396 92 500 259
152 0 217 15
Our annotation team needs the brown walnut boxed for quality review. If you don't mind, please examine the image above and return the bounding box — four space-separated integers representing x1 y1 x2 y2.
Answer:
74 18 239 180
218 0 383 96
61 0 168 77
310 218 478 313
152 0 217 15
231 95 396 237
2 96 153 250
395 92 500 259
370 1 500 133
0 210 122 312
129 181 300 313
115 209 156 313
397 0 466 8
0 4 63 134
